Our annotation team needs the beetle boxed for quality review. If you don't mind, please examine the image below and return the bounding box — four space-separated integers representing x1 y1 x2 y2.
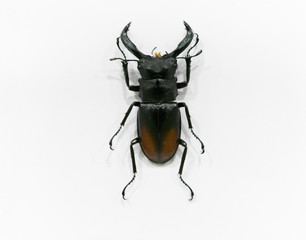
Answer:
109 21 205 200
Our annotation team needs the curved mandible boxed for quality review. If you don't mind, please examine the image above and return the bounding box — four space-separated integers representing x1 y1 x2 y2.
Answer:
120 22 148 59
168 21 194 58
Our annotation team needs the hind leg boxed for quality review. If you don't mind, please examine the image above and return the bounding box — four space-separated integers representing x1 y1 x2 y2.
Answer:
178 139 194 201
122 137 140 200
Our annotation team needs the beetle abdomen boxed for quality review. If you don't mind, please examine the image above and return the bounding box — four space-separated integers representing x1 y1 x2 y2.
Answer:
137 103 181 164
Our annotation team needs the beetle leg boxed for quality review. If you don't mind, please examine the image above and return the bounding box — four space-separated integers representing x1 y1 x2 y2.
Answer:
177 33 202 89
121 60 140 92
109 102 140 150
110 37 140 92
177 53 202 89
178 102 205 154
116 37 127 60
122 137 140 200
178 139 194 201
187 33 200 56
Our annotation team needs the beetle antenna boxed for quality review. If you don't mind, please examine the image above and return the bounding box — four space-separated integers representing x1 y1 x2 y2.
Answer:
122 173 136 200
109 125 123 150
191 129 205 154
151 47 157 56
110 38 138 62
179 174 194 201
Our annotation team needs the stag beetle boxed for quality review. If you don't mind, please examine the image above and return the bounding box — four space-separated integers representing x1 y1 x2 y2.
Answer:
109 21 204 200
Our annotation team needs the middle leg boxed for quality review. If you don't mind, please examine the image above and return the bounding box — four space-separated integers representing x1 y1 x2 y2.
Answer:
178 102 205 154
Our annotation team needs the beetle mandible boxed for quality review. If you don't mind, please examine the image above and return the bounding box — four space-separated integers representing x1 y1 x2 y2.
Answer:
109 21 205 200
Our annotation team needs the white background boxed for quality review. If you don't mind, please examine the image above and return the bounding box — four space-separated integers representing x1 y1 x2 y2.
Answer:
1 0 306 239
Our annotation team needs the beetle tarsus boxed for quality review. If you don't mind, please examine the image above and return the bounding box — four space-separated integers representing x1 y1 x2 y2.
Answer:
191 129 205 154
190 50 202 59
109 125 123 150
110 38 138 63
122 173 136 200
179 174 194 201
116 37 127 60
177 33 202 60
187 33 200 56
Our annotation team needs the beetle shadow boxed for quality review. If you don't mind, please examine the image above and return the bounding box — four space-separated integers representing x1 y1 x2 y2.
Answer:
107 60 141 103
175 63 203 102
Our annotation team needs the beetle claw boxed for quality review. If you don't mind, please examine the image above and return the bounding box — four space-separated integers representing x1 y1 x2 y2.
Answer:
109 138 115 150
109 126 123 151
200 143 205 154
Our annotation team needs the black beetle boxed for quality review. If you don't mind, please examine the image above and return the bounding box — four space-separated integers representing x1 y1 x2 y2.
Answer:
109 21 204 200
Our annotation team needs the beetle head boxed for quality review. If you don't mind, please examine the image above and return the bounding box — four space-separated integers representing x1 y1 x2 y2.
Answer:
120 22 194 79
120 21 194 59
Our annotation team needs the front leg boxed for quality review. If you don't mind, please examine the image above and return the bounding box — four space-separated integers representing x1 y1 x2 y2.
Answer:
177 33 202 89
121 60 139 92
110 37 139 92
